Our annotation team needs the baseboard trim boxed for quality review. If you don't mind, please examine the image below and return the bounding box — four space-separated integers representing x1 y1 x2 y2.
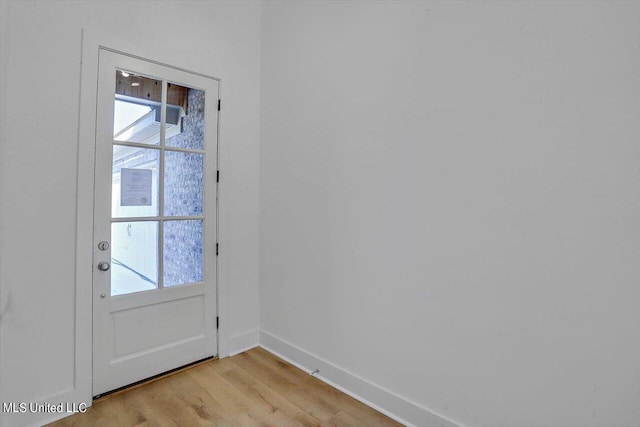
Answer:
227 329 260 356
259 330 463 427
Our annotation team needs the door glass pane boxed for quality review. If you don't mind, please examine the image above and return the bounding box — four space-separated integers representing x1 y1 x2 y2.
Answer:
165 84 205 150
163 220 203 287
164 151 204 217
111 221 158 295
114 70 162 145
112 146 159 218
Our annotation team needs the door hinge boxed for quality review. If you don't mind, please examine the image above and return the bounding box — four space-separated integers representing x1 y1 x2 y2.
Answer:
216 243 219 256
218 99 221 111
216 316 219 329
216 170 220 183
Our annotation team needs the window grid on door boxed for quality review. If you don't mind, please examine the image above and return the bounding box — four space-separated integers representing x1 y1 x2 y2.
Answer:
111 69 207 293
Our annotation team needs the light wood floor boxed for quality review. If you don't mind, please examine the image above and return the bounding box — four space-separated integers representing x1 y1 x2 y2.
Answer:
47 347 402 427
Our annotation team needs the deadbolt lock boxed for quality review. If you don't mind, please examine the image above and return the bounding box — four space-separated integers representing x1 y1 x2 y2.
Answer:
98 241 110 251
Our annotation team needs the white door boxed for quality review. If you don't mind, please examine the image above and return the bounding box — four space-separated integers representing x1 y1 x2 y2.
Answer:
93 49 219 396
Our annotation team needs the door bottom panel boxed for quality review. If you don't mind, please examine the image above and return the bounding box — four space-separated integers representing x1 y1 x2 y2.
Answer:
93 355 216 400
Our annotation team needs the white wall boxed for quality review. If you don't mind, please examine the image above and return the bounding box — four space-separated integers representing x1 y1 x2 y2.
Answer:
260 1 640 426
0 1 261 426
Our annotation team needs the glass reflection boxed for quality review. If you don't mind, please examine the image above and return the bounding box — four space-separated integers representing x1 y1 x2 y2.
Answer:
111 221 158 295
163 220 203 287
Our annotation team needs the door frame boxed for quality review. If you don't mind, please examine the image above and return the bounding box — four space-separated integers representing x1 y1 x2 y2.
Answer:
76 29 229 407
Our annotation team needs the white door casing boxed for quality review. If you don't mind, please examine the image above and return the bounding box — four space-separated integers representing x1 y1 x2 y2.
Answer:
92 49 219 396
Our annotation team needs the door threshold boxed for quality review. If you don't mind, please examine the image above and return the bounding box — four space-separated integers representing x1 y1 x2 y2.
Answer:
93 355 217 401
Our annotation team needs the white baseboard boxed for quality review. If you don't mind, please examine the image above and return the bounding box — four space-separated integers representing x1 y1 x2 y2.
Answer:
227 329 260 356
259 330 463 427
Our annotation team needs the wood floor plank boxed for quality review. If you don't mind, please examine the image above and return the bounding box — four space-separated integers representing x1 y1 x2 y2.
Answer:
162 371 240 426
321 410 369 427
232 350 340 422
46 348 401 427
251 348 403 427
221 366 322 427
184 363 281 427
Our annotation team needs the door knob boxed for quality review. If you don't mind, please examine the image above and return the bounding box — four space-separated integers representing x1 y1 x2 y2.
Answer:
97 261 110 271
